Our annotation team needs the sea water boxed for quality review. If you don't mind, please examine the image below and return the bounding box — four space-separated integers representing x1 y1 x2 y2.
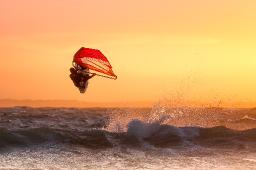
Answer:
0 106 255 169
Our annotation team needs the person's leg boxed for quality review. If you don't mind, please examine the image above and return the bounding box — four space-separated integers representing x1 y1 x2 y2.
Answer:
84 81 88 91
70 67 77 74
78 81 88 93
70 74 80 87
79 87 85 93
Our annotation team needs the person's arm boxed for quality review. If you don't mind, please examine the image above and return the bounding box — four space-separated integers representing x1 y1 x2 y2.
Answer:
88 73 96 79
77 69 96 79
77 69 90 76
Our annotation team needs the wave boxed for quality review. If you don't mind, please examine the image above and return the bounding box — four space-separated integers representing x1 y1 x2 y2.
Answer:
0 120 255 150
0 106 256 152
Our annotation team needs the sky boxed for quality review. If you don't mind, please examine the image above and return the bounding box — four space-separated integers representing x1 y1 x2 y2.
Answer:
0 0 256 107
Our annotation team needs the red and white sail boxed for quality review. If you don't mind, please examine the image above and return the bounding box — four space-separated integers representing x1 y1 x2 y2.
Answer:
73 47 117 79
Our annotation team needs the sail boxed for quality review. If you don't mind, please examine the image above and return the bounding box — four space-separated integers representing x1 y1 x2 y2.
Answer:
73 47 117 79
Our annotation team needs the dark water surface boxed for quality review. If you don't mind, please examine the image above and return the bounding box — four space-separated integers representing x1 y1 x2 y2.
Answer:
0 106 255 169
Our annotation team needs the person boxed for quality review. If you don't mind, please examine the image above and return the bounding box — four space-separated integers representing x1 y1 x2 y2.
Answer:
69 66 96 93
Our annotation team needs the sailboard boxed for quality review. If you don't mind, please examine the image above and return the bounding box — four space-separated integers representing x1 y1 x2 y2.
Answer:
73 47 117 79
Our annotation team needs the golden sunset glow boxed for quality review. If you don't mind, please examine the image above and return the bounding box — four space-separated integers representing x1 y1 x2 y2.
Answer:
1 0 256 107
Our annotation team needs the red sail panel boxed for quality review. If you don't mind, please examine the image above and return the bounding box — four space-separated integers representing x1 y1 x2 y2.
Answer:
73 47 117 78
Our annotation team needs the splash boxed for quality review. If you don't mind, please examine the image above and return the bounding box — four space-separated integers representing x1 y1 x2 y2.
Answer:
105 104 174 133
105 102 256 134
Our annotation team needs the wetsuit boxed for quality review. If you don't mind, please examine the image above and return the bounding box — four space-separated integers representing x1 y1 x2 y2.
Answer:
70 67 90 93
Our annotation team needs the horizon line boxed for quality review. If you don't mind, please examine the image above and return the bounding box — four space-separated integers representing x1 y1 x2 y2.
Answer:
0 99 256 109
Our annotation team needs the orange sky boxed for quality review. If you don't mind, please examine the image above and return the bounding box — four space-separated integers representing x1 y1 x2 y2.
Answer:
0 0 256 107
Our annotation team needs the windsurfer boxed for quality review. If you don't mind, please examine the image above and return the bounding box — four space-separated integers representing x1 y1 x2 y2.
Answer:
69 67 96 93
69 47 117 93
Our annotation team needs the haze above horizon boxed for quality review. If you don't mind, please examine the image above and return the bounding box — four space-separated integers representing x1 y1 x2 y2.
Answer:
1 0 256 107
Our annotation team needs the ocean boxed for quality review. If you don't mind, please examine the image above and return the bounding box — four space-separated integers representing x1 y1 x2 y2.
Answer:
0 105 255 169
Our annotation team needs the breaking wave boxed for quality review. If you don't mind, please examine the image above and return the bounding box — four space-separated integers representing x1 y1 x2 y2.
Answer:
0 106 256 151
0 122 255 150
